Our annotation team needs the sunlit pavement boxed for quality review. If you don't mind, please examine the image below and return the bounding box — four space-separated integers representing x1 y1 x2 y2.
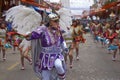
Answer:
1 33 120 80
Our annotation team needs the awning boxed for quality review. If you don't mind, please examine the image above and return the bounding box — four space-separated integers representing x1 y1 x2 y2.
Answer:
101 1 120 9
21 0 49 8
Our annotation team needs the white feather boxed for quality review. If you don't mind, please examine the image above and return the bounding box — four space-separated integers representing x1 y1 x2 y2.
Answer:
5 5 42 34
5 5 42 52
57 8 72 35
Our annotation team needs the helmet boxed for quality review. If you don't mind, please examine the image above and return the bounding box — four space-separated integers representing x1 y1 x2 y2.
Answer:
48 13 59 21
44 13 59 27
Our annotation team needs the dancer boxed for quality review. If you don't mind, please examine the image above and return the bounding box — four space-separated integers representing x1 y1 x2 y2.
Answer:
0 22 7 61
68 20 84 68
5 3 71 79
25 13 68 80
19 39 32 70
7 30 32 69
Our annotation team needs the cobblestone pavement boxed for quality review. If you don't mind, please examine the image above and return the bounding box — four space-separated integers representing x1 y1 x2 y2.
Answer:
1 33 120 80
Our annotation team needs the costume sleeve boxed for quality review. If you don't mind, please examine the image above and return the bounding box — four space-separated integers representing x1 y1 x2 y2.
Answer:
29 26 45 40
30 31 42 39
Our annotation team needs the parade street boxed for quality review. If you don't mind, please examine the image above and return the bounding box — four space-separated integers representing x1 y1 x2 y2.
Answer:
1 33 120 80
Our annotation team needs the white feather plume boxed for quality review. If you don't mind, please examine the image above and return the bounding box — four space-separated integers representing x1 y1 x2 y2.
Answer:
5 5 42 52
5 5 42 34
57 8 72 34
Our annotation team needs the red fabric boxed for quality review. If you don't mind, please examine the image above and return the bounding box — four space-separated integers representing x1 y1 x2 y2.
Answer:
108 32 118 43
75 36 86 43
7 32 18 35
105 31 110 38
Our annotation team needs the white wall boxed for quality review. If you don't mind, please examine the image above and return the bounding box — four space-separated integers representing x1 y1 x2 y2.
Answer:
61 0 70 8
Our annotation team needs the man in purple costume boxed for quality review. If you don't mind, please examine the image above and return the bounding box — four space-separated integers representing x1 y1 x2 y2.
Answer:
26 13 68 80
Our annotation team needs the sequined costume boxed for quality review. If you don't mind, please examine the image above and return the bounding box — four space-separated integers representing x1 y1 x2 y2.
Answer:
29 25 67 80
71 25 85 43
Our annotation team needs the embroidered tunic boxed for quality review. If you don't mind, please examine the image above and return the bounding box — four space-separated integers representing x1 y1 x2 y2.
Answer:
29 26 66 71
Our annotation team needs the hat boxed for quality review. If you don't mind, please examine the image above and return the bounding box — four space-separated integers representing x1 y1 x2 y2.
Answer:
48 13 59 21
